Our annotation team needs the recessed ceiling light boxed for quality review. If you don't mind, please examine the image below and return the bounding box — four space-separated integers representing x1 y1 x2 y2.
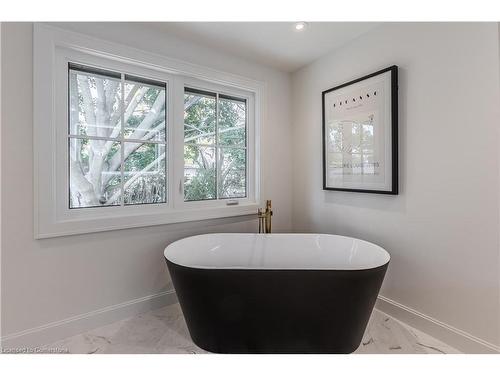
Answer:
294 22 308 31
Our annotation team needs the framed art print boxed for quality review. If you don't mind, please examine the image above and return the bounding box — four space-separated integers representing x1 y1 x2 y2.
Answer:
322 65 398 194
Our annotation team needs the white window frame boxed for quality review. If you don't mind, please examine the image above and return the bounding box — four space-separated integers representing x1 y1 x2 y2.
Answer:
175 76 255 210
34 24 263 238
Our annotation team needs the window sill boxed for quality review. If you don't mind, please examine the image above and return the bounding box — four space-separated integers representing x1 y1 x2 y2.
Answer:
35 203 259 239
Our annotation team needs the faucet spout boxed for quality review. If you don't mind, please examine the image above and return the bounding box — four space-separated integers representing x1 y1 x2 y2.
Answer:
257 200 273 233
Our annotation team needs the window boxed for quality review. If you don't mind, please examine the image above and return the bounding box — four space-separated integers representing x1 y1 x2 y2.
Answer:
68 64 167 208
34 25 262 238
328 116 375 175
184 88 247 201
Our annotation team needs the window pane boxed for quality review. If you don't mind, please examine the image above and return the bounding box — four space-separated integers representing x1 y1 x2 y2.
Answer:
218 97 246 147
184 145 216 201
184 91 216 145
69 138 121 208
351 122 362 153
328 152 343 175
362 154 376 175
361 123 374 152
123 142 166 205
124 80 166 141
219 147 246 198
351 153 362 175
327 121 344 153
69 69 122 138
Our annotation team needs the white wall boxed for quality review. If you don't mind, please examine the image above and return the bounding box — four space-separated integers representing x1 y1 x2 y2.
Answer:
292 23 500 350
0 22 292 346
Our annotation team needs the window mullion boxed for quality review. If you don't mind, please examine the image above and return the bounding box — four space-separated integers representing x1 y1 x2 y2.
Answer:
120 73 125 207
245 99 249 197
215 92 220 200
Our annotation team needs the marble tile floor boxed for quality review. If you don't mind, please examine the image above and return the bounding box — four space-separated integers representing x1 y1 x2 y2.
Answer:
43 303 460 354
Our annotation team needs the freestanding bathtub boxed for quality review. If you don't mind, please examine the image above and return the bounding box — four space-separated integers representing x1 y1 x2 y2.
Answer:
164 233 390 354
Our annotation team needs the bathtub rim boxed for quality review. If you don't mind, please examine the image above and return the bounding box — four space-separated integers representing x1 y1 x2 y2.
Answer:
164 233 391 271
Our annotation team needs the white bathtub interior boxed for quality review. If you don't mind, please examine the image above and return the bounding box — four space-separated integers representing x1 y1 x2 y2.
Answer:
164 233 390 270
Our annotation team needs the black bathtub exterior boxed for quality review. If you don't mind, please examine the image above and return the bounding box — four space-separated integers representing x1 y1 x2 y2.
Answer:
165 259 388 354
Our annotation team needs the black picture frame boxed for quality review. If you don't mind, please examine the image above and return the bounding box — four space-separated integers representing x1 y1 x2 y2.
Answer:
322 65 398 195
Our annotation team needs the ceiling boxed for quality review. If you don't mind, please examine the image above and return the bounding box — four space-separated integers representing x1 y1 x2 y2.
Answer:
150 22 380 72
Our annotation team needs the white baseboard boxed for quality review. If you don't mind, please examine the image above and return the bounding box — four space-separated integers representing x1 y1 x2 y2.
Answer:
376 295 500 354
0 289 177 349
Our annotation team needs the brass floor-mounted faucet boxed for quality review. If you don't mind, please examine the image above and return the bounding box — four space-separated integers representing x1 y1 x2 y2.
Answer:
258 200 273 233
